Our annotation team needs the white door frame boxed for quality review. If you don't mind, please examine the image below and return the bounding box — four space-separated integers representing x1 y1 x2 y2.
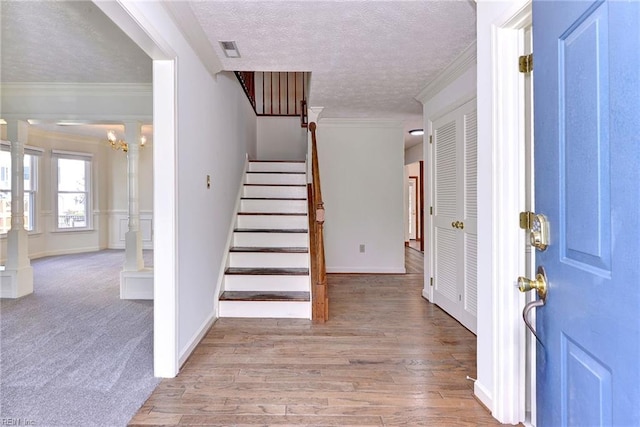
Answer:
486 2 533 424
93 1 179 378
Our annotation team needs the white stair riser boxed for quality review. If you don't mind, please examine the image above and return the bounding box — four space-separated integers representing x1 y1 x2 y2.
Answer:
219 301 311 319
248 162 306 173
228 252 309 268
233 232 308 247
236 215 308 230
240 199 307 214
246 173 306 185
243 185 307 199
224 275 310 292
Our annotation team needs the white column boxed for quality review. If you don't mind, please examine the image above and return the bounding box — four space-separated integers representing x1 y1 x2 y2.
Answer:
120 122 153 300
123 122 144 271
1 120 33 298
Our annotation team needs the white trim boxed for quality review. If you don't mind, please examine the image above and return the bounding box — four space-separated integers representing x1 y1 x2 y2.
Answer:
474 380 493 410
486 1 533 424
415 41 477 103
51 149 94 160
178 314 216 368
0 141 44 155
28 246 102 259
326 267 406 274
318 118 403 129
92 2 176 61
0 82 152 98
152 59 179 378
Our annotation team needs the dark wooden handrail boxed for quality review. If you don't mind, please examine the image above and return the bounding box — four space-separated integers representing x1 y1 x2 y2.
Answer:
308 122 328 322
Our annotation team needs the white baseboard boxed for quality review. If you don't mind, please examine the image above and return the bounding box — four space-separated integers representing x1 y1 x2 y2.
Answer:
179 312 217 368
474 380 493 414
30 246 102 260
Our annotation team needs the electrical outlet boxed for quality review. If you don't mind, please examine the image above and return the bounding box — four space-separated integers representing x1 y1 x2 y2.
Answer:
359 244 365 253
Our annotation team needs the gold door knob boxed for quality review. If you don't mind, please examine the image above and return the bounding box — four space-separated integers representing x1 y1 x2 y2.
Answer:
517 266 548 301
458 221 464 230
452 221 457 228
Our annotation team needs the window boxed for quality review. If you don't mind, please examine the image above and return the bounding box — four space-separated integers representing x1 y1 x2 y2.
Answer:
0 147 39 234
54 151 92 230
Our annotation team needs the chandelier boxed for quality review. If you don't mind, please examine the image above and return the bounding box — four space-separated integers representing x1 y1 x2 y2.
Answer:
107 130 147 153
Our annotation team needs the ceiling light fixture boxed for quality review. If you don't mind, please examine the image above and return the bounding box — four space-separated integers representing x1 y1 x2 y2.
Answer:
219 40 241 58
409 129 424 136
107 130 146 153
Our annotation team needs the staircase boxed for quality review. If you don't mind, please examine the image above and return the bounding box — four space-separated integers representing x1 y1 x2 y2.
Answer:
219 160 311 319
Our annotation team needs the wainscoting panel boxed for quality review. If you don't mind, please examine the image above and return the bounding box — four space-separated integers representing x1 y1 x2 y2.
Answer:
109 210 153 249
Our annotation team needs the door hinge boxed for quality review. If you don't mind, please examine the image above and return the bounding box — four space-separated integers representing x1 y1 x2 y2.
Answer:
430 206 433 215
430 277 434 287
429 135 433 144
519 211 535 229
519 53 533 73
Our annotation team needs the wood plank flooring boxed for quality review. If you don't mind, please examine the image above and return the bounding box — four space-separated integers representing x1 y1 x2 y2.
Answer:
130 248 500 426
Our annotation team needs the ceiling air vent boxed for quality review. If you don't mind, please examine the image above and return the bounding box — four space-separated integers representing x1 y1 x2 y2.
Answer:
219 41 240 58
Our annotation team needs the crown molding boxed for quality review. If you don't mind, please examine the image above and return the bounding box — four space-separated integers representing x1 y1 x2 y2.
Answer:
415 40 477 104
319 118 403 129
0 82 152 98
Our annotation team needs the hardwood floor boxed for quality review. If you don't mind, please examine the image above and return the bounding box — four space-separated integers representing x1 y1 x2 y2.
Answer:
130 248 500 426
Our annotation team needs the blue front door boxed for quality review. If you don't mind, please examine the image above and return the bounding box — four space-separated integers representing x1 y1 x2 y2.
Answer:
533 1 640 425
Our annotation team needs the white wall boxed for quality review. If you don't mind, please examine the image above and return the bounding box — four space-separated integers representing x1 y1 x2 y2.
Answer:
256 116 306 160
318 119 405 274
0 128 120 262
404 141 424 165
174 69 256 360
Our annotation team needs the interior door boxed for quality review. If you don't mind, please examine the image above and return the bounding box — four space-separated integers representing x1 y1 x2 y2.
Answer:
432 99 477 333
533 1 640 425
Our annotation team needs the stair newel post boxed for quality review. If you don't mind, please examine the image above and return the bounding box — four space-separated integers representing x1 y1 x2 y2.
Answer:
309 122 328 322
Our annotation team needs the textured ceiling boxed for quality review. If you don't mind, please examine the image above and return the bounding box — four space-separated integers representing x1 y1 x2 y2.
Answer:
189 0 477 121
0 1 151 84
0 1 476 148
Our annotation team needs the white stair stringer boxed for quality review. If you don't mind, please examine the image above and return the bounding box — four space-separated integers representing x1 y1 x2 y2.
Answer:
220 160 312 319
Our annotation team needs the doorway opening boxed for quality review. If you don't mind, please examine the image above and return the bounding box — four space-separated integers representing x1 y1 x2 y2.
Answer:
405 160 424 253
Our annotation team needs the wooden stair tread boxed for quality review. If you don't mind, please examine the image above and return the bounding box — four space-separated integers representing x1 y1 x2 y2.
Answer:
244 183 306 187
225 267 309 275
241 197 306 201
246 171 305 175
230 246 308 253
234 228 308 233
249 160 305 163
238 212 306 216
220 291 310 302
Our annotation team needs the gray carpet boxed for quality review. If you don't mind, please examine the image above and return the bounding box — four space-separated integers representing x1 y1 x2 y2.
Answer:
0 250 160 427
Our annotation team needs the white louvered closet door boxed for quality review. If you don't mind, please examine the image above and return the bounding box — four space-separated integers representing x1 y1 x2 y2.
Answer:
432 99 477 333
